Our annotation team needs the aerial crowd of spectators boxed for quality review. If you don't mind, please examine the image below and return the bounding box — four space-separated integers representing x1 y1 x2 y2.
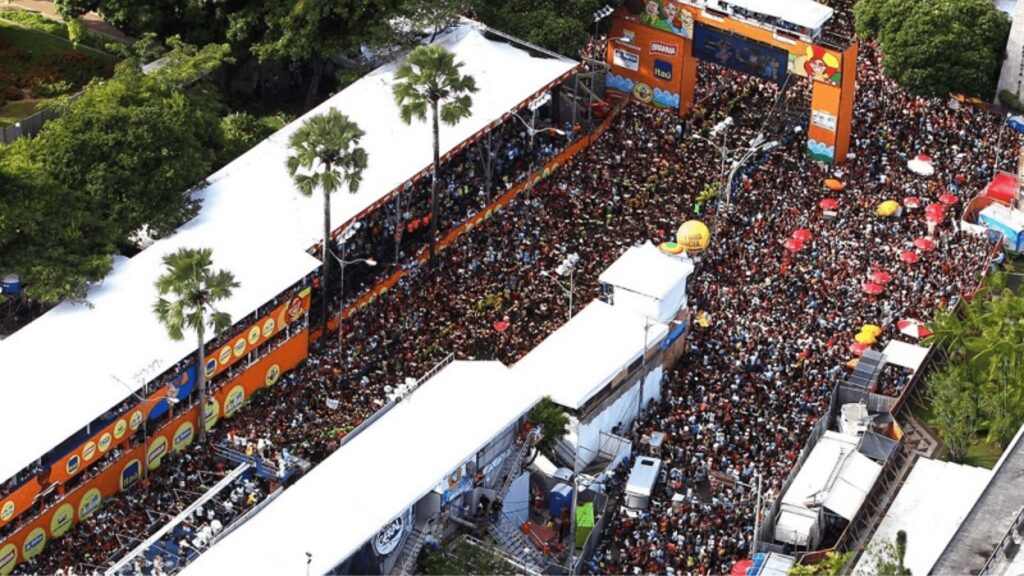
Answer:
8 12 1013 575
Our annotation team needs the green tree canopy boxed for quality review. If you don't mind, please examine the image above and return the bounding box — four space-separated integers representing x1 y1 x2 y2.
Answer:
529 396 570 454
472 0 607 57
854 0 1010 98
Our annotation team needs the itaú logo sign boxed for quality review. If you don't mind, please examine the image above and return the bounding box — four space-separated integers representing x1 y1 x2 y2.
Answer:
650 42 678 56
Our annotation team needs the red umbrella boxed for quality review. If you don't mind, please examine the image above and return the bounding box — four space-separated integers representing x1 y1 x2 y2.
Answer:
916 153 932 163
819 198 839 210
903 196 922 209
914 237 935 251
862 281 884 295
785 238 805 252
493 320 510 333
792 229 813 242
870 270 892 284
900 250 920 263
731 560 754 576
925 203 947 215
954 173 966 185
925 211 945 224
939 193 958 205
850 342 869 356
897 319 933 339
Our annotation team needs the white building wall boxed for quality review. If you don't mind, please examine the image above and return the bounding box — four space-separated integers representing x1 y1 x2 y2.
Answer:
997 0 1024 99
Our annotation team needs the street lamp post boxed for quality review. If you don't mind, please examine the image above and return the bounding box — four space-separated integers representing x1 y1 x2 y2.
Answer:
327 248 376 348
731 472 765 556
541 253 579 322
112 375 181 481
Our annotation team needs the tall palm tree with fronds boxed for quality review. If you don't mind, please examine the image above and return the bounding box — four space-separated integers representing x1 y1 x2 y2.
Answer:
154 247 239 443
392 44 477 260
286 109 368 330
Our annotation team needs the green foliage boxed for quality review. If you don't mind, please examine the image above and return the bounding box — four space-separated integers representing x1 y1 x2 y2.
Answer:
420 537 520 575
286 109 368 200
529 396 569 454
393 45 478 127
855 0 1010 98
1000 89 1024 114
926 272 1024 451
400 0 469 40
0 10 115 51
787 551 854 576
867 530 913 576
66 17 86 49
219 111 274 164
55 0 238 47
472 0 608 57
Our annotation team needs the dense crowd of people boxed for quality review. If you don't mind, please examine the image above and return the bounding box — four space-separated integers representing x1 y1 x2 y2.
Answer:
7 10 1014 574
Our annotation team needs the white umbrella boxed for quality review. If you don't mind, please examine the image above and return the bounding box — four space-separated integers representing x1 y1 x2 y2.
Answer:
897 319 932 339
907 154 934 177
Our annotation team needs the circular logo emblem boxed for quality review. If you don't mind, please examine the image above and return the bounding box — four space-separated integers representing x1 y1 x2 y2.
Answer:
129 410 144 431
0 543 16 575
81 441 97 463
218 346 232 365
265 364 281 387
632 82 653 103
205 358 218 378
78 488 101 521
65 455 81 476
119 459 141 491
113 419 128 440
98 432 113 454
147 437 168 471
372 514 407 556
247 326 261 345
223 385 245 418
262 318 276 338
204 398 220 432
0 501 15 522
173 421 194 453
233 338 247 358
49 504 74 539
21 527 45 561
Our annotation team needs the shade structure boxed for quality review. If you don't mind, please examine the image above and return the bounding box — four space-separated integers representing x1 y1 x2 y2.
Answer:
861 323 883 337
869 271 892 284
850 342 870 356
925 211 945 224
907 156 934 177
825 178 846 191
855 331 877 345
897 319 933 339
785 238 806 252
925 203 947 216
862 281 884 295
876 200 900 217
731 559 754 576
819 198 839 210
792 229 813 242
900 250 920 263
938 193 958 205
914 237 935 251
903 196 922 209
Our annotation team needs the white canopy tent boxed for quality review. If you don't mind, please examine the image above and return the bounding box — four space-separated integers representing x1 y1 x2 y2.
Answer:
853 458 990 576
822 452 881 520
183 361 541 575
0 20 577 486
881 340 930 373
598 242 694 323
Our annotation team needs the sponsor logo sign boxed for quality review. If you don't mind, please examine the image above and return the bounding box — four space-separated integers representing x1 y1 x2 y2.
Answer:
262 318 276 338
49 504 74 539
1 501 15 522
265 364 281 387
653 59 673 81
233 338 247 358
81 441 96 463
98 432 113 454
65 455 80 476
286 297 304 324
247 326 261 345
205 358 217 378
218 346 232 366
204 398 220 431
0 543 16 575
223 385 245 418
613 49 640 72
650 42 677 56
120 459 141 491
129 410 144 431
113 419 128 440
173 421 194 452
811 109 838 131
147 437 168 471
78 488 101 521
21 527 45 561
372 511 410 556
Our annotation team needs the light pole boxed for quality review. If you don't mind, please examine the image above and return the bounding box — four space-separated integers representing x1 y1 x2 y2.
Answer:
541 253 579 322
590 5 615 128
692 124 778 235
731 472 764 556
112 376 181 481
327 248 376 348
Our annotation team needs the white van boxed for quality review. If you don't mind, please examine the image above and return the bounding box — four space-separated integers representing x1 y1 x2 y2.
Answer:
624 456 662 514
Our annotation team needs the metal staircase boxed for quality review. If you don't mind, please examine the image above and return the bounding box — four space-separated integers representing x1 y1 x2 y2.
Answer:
487 514 546 575
391 519 429 576
494 428 541 502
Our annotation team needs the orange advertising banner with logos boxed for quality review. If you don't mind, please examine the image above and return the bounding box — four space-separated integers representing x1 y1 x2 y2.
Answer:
0 331 311 575
606 17 689 111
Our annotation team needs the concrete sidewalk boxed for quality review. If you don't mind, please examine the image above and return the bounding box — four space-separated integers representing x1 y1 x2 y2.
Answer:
6 0 132 43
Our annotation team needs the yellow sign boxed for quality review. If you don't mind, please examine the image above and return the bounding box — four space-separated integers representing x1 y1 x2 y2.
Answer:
0 501 14 522
129 410 144 431
676 220 710 253
247 325 261 345
204 398 220 431
21 527 45 561
233 338 247 358
223 385 245 418
173 421 194 453
147 436 168 471
98 432 113 454
49 504 74 539
218 346 232 365
0 543 16 576
265 364 281 387
81 441 96 463
113 419 128 440
262 318 276 338
77 488 101 521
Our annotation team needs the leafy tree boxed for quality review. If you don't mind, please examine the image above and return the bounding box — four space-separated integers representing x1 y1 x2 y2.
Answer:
855 0 1010 98
153 247 238 442
55 0 242 47
219 111 275 164
400 0 469 41
927 365 978 463
227 0 403 109
529 396 569 455
867 530 913 576
392 44 477 261
787 551 853 575
66 17 87 50
286 109 368 331
472 0 608 57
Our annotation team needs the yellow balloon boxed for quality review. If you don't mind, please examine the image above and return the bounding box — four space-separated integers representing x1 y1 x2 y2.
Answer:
855 331 877 345
677 220 710 253
876 200 900 217
861 324 883 337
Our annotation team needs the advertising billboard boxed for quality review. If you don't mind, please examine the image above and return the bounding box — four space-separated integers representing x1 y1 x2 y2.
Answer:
606 20 687 110
692 23 788 84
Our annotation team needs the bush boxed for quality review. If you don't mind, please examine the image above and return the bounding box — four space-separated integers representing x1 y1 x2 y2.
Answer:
219 111 275 164
0 10 120 52
1000 89 1024 114
31 79 73 98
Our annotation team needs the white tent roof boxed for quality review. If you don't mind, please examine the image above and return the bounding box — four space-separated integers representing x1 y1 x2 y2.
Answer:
822 452 881 520
0 20 577 485
882 340 930 372
598 242 694 301
510 300 668 410
781 431 858 508
184 361 541 575
853 458 990 576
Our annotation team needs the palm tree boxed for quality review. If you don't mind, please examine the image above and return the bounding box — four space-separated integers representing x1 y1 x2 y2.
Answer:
154 247 239 443
286 109 368 330
392 44 477 261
